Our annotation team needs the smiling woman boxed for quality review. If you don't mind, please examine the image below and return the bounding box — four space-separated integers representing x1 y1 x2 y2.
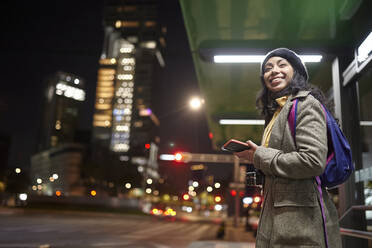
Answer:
262 57 294 93
234 48 342 248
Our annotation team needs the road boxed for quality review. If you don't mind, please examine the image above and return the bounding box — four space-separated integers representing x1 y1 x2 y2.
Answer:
0 208 222 248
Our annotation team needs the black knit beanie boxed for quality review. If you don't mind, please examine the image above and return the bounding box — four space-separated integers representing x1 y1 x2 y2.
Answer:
261 48 308 82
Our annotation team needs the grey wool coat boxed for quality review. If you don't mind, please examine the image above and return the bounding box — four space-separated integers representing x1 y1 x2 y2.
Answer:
253 91 342 248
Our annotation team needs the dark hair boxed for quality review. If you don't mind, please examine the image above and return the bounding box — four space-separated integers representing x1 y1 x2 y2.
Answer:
256 70 333 125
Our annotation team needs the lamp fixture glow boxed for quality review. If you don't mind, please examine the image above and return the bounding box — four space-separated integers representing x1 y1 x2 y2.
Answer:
358 31 372 63
19 193 27 201
243 197 253 205
189 97 204 110
159 154 175 161
360 121 372 126
219 119 265 125
214 55 322 63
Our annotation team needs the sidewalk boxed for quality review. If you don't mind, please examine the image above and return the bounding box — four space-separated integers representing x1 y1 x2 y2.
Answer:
223 218 256 243
189 218 256 247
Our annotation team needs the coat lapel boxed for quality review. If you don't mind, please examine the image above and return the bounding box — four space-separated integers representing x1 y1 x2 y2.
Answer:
268 91 310 149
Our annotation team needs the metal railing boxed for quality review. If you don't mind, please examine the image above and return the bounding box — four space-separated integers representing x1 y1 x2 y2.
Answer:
339 205 372 240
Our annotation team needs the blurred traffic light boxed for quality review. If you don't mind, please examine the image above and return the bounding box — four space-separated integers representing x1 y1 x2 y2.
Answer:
174 153 183 162
214 195 222 203
90 190 97 196
230 189 237 196
253 195 261 203
208 132 213 139
145 143 151 149
182 193 190 200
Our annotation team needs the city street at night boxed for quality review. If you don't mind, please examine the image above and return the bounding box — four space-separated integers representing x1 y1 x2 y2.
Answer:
1 0 372 247
0 207 254 248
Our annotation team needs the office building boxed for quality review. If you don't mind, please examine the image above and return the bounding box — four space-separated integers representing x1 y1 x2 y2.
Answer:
92 0 165 182
31 72 86 196
39 72 86 150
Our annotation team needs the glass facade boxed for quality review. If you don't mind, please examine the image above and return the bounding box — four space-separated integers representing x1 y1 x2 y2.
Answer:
92 0 164 156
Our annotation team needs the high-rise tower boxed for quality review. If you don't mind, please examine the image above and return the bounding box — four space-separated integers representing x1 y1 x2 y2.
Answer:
40 71 86 150
31 72 86 196
92 0 164 163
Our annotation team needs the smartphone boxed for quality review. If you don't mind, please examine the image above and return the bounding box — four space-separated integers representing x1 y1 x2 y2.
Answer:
221 139 251 152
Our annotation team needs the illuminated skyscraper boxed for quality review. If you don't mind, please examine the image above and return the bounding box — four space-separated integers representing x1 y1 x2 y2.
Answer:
93 0 164 161
31 71 86 196
40 71 86 150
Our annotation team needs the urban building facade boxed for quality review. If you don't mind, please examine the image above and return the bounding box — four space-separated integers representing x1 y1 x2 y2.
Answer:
92 0 165 187
31 72 86 196
39 72 86 151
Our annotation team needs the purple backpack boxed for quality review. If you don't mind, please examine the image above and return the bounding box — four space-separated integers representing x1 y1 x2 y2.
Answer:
288 99 354 188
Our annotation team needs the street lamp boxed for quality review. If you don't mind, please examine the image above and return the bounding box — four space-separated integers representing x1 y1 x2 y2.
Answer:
189 97 204 110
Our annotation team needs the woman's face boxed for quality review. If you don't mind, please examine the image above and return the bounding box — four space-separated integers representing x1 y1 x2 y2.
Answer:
263 56 294 93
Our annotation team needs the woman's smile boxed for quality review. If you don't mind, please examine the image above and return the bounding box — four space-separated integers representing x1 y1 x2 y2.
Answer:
263 57 294 92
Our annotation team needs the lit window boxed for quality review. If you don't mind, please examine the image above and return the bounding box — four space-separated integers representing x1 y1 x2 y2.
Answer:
120 47 133 53
121 58 135 65
115 20 121 28
122 21 139 28
145 21 156 27
55 120 61 130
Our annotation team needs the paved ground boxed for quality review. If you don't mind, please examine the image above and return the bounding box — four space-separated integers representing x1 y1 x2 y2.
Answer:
0 207 256 248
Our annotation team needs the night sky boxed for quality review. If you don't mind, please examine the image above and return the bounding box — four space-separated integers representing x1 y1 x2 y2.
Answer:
0 0 214 170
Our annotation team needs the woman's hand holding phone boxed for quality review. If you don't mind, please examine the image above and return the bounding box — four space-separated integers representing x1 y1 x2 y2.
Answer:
233 140 258 164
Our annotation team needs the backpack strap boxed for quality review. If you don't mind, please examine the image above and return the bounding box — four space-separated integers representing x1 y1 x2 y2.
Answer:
316 177 329 248
288 99 299 147
288 99 329 248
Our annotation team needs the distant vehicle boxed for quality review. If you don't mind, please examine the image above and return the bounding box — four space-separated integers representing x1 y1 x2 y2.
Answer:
150 207 176 217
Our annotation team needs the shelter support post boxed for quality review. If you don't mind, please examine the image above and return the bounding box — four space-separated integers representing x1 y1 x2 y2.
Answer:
332 57 367 248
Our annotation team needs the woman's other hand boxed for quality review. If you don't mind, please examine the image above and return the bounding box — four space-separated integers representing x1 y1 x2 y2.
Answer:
234 140 258 164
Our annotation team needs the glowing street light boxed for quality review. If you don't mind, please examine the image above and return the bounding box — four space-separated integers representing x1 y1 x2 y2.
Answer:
214 54 323 63
19 193 27 201
214 182 221 188
189 97 204 110
15 168 21 174
207 186 213 192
